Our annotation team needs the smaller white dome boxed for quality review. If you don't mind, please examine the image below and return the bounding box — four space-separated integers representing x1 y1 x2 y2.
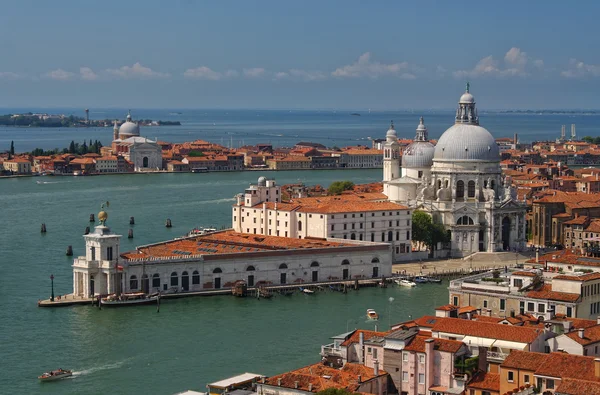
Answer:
386 120 397 141
257 176 267 186
459 92 474 104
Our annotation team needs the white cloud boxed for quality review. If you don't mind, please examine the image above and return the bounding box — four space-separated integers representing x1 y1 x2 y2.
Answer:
79 67 98 81
243 68 266 78
106 62 169 79
331 52 415 79
561 58 600 78
184 66 223 80
274 69 326 82
453 47 541 78
45 69 75 81
0 71 21 80
183 67 239 80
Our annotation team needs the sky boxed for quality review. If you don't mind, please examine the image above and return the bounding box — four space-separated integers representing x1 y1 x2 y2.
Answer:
1 0 600 110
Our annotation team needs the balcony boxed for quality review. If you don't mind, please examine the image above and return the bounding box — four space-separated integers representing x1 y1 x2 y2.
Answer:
486 350 509 361
320 343 343 358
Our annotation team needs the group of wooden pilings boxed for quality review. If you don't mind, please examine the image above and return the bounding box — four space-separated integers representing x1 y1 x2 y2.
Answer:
46 213 176 257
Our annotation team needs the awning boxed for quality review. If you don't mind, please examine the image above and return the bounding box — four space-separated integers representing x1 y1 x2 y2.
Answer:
462 336 495 347
492 339 527 349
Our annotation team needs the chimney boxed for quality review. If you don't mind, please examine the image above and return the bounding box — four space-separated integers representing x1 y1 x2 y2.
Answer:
373 359 380 376
579 328 585 339
359 332 365 363
597 316 600 325
478 346 488 372
308 383 313 392
357 375 362 383
595 359 600 378
564 320 572 332
374 324 378 332
261 377 266 384
536 249 539 263
294 381 298 389
277 378 282 387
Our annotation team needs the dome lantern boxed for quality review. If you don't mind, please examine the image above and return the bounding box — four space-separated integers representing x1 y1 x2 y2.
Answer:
386 120 397 142
455 82 479 125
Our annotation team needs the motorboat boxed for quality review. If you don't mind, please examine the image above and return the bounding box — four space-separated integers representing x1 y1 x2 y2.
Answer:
397 279 417 287
100 293 159 307
300 287 314 294
366 309 379 320
38 369 72 382
425 276 442 284
414 276 428 283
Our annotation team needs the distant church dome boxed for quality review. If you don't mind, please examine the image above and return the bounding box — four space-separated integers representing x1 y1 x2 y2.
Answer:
402 117 435 168
433 84 500 162
119 111 140 139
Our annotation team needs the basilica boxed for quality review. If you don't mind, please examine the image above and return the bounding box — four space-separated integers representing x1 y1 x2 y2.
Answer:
109 111 162 171
383 85 526 256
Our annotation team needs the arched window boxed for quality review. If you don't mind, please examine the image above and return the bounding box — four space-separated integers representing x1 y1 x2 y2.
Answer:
311 261 320 267
170 272 178 286
192 270 200 285
129 275 138 290
152 273 160 288
457 216 474 225
456 180 465 198
246 265 255 271
388 231 393 241
141 274 149 292
279 263 288 269
351 233 356 240
381 232 385 241
437 180 442 189
371 233 375 242
143 156 149 167
396 231 400 241
468 180 476 198
490 180 496 191
445 180 449 188
298 221 302 231
213 268 222 274
341 259 350 265
371 257 380 263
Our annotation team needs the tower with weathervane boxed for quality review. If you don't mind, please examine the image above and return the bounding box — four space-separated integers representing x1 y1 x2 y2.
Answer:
72 203 122 298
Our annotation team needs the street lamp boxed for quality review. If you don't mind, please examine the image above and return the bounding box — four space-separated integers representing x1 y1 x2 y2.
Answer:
50 274 55 302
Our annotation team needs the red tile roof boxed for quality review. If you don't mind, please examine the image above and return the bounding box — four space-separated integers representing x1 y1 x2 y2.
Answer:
467 372 500 392
432 317 543 343
564 325 600 345
501 350 547 371
554 272 600 282
556 378 600 395
264 362 386 393
403 335 464 354
535 352 600 381
525 283 580 303
340 330 389 347
512 271 538 277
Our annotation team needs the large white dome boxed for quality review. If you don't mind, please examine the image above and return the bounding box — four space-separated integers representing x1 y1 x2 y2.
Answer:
403 141 435 168
119 121 140 138
433 124 499 162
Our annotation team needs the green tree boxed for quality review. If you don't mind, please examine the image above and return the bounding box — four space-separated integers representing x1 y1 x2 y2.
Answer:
69 140 76 153
187 150 205 157
327 180 355 195
411 210 450 257
10 140 14 155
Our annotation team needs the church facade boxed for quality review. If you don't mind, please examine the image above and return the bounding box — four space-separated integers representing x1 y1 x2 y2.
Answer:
383 85 527 257
109 111 162 171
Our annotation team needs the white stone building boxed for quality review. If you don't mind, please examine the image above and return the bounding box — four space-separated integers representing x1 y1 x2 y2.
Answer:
72 211 392 298
232 176 414 262
383 85 527 256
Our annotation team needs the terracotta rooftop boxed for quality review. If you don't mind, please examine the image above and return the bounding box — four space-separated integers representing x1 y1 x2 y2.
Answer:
554 272 600 282
564 215 589 225
535 352 600 381
340 330 389 347
432 317 543 343
564 325 600 345
512 271 538 277
556 378 600 395
467 372 499 392
525 283 580 303
121 230 362 261
435 304 458 311
403 335 464 354
500 350 548 371
264 362 386 393
458 306 478 315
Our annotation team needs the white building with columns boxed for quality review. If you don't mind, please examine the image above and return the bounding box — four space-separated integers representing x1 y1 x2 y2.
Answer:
232 176 414 262
383 84 527 256
110 111 162 171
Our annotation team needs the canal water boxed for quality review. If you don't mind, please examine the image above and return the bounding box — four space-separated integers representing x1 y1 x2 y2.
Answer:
0 170 449 395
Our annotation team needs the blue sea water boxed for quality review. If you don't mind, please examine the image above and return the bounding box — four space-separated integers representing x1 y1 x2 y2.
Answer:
1 108 600 153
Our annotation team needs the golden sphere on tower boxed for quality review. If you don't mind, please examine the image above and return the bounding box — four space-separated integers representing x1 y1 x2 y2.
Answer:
98 210 108 224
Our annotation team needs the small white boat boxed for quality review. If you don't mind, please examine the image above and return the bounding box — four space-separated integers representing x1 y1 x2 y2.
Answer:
38 369 72 382
300 287 314 294
366 309 379 320
100 293 159 307
398 279 417 287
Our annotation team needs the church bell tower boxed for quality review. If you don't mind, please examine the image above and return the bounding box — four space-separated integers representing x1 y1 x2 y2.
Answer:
383 121 400 195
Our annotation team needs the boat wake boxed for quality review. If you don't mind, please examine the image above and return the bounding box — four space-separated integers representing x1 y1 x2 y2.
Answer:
72 358 132 378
